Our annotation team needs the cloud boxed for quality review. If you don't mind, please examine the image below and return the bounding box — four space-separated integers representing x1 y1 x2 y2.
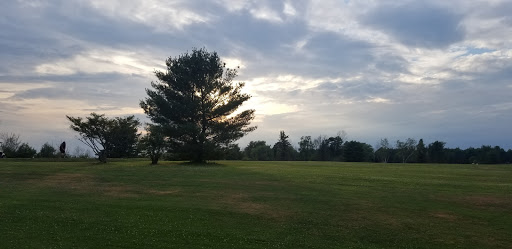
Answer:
249 6 283 23
1 0 512 151
283 1 297 17
34 48 162 76
363 2 465 48
215 0 291 23
452 50 512 74
83 0 212 31
302 33 375 72
455 1 512 49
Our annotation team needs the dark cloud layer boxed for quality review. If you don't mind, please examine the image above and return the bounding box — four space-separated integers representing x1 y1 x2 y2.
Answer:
363 3 465 48
305 33 375 72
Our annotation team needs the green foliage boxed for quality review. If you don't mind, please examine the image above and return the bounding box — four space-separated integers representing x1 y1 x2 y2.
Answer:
223 144 243 160
243 141 273 160
273 131 294 161
313 135 344 161
140 48 256 163
139 125 168 164
298 136 314 161
416 139 427 163
396 138 417 163
13 143 37 158
375 138 391 163
109 116 142 158
428 140 446 163
327 136 344 160
67 113 141 162
38 143 57 158
242 135 511 164
343 140 374 162
313 136 330 161
0 133 37 158
474 145 504 164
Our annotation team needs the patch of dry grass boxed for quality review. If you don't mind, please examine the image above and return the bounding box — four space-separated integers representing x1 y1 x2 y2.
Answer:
29 173 180 198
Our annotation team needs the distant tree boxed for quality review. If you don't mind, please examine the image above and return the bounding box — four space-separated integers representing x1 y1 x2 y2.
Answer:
328 136 344 161
444 147 467 164
273 131 293 160
312 133 345 161
139 125 168 164
466 147 478 164
476 145 504 164
416 139 427 163
343 141 374 162
375 138 391 163
223 144 243 160
428 141 446 163
15 143 37 158
506 149 512 163
313 136 330 161
140 48 256 163
396 138 417 163
38 143 57 158
67 113 141 163
108 117 141 158
244 141 273 161
0 133 21 156
298 136 315 161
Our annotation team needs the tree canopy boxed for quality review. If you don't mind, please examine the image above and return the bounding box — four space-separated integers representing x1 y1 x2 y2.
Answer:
273 131 293 160
67 113 140 162
38 143 57 158
140 48 256 163
298 136 314 161
139 124 168 165
244 141 273 161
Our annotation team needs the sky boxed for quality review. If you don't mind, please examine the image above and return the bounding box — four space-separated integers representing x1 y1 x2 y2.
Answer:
1 0 512 154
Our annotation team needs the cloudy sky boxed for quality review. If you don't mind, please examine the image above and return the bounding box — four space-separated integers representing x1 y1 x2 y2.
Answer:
1 0 511 153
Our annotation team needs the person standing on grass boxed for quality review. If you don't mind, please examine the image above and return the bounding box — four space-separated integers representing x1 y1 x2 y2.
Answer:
59 141 66 158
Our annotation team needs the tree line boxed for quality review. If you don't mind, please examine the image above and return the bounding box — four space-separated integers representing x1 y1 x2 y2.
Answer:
0 132 91 159
2 127 511 164
2 48 510 164
236 133 512 164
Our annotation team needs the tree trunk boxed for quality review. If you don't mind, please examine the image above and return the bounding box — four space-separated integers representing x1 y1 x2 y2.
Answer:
98 150 107 163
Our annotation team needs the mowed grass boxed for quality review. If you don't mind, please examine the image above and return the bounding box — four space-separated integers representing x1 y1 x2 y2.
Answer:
0 160 511 249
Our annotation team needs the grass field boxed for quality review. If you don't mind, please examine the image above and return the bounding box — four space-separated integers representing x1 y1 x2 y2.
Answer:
1 160 511 249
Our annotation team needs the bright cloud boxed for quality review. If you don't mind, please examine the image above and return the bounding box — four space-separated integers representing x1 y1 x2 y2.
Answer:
35 49 161 76
84 0 210 31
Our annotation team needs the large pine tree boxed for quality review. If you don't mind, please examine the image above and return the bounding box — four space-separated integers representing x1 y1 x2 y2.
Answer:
140 48 256 163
